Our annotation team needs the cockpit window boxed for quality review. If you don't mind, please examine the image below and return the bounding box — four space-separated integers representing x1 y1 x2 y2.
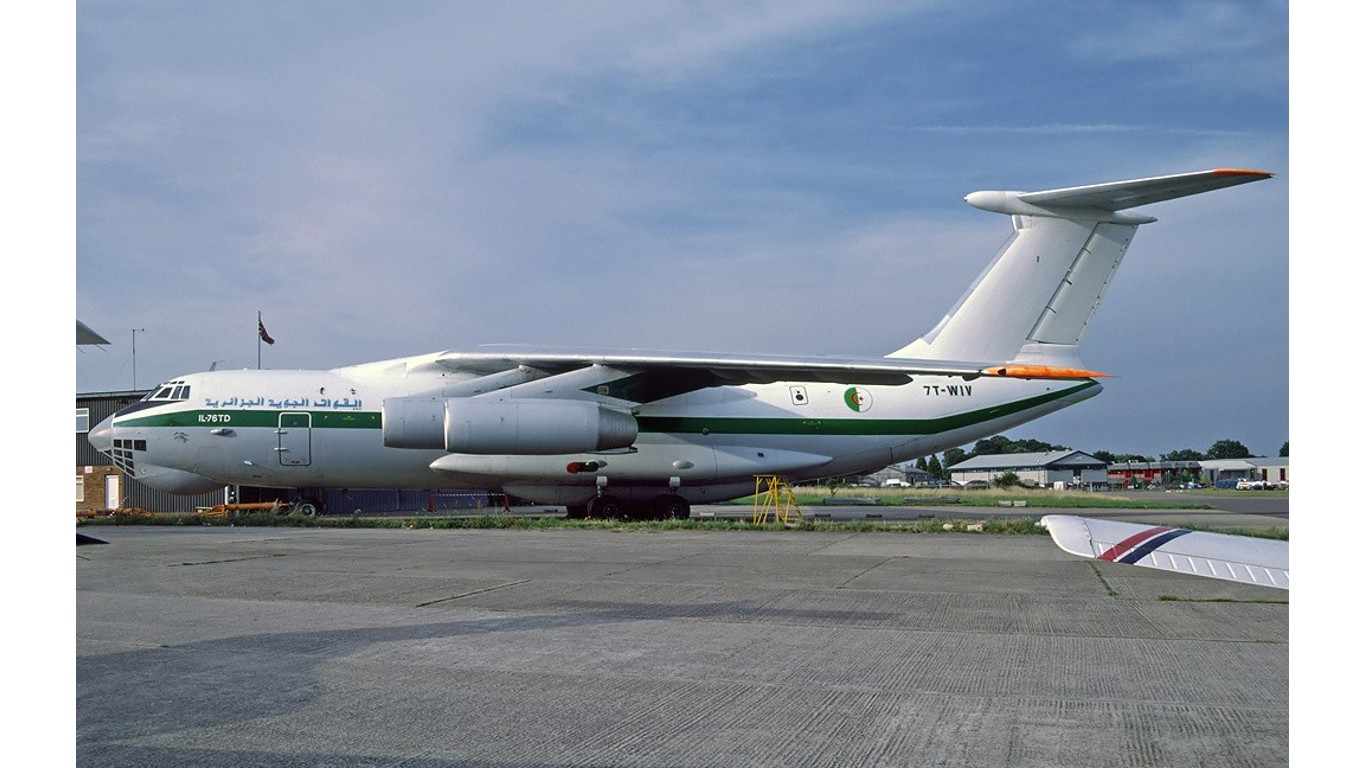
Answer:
144 381 191 402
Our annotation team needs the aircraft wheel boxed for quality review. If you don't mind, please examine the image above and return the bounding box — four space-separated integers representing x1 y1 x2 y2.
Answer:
291 493 325 517
652 494 691 520
587 495 625 520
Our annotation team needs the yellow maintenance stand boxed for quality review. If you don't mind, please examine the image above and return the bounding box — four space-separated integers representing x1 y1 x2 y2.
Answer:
752 475 802 525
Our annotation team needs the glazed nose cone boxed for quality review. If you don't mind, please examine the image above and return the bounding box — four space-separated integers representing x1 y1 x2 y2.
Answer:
88 414 115 453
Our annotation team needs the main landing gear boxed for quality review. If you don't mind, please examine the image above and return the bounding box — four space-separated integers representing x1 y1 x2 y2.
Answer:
649 493 691 520
568 493 691 521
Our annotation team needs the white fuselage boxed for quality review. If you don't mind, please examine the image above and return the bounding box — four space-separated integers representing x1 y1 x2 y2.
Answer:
92 354 1101 506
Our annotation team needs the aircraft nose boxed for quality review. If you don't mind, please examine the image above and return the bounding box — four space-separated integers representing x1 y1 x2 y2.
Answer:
88 414 115 453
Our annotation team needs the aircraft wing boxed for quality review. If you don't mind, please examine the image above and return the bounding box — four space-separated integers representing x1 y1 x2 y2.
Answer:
431 346 1105 404
1039 515 1288 590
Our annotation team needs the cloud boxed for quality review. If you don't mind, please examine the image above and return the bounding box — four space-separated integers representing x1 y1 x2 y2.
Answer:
75 1 1287 456
1070 0 1288 93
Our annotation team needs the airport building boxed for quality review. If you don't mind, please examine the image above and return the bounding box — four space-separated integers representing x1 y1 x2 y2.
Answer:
947 451 1109 490
946 453 1290 491
1107 458 1289 488
1106 460 1203 488
1198 457 1290 488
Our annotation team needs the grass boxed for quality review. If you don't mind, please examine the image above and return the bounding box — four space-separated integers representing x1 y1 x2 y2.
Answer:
749 486 1219 509
1159 488 1290 499
82 510 1051 534
78 509 1286 540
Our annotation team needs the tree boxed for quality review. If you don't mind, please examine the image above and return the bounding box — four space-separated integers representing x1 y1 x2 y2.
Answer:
1161 448 1205 461
973 436 1008 456
1014 437 1069 453
823 477 841 497
1092 450 1116 464
1207 439 1251 459
942 447 967 469
1279 441 1289 457
994 470 1021 488
969 435 1069 458
926 454 944 479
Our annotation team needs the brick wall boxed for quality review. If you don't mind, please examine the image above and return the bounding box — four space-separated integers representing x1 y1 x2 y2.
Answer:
77 465 124 516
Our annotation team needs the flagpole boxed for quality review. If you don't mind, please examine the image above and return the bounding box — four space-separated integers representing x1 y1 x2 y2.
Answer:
257 310 276 367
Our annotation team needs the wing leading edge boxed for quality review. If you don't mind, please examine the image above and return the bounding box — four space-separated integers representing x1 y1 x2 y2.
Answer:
432 347 1106 404
1040 514 1288 590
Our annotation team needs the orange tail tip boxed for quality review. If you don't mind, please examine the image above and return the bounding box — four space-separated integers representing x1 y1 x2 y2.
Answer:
1212 168 1275 178
981 365 1110 380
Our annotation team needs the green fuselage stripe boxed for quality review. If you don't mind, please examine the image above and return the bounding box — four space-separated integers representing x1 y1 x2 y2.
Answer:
117 410 381 430
116 381 1096 437
636 381 1096 436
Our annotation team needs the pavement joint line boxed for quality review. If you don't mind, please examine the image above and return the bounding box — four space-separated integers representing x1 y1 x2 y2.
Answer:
170 553 292 567
600 550 707 577
415 579 532 607
805 531 864 555
834 555 894 589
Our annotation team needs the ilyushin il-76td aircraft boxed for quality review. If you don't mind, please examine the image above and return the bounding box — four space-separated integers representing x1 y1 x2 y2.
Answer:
90 169 1272 526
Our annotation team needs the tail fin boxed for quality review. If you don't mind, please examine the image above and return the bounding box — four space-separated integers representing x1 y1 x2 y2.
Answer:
889 169 1272 367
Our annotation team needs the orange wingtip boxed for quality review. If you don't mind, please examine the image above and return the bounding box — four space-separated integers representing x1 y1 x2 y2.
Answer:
981 365 1110 379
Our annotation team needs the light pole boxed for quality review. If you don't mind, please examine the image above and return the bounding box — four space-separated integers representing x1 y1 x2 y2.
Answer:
132 328 146 390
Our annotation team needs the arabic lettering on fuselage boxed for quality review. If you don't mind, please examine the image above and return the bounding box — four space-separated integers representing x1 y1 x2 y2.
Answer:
202 396 364 410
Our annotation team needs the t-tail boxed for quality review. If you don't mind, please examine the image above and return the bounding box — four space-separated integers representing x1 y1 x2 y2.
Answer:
889 169 1272 370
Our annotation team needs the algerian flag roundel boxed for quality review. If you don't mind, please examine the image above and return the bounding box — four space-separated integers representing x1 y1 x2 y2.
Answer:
843 387 872 412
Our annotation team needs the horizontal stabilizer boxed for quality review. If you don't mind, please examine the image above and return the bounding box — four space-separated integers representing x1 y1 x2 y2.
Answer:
1040 515 1288 590
965 168 1273 223
1018 168 1272 211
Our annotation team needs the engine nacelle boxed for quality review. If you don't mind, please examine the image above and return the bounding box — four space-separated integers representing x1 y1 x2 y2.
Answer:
381 397 446 449
446 398 637 454
383 397 637 454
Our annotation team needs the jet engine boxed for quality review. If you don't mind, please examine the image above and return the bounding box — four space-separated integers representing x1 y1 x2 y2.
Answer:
382 397 637 454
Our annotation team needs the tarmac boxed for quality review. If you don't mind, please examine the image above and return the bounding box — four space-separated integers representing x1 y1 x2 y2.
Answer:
77 498 1289 767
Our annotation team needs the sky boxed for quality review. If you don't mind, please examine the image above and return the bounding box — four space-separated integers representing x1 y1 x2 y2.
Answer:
70 0 1289 459
24 3 1359 755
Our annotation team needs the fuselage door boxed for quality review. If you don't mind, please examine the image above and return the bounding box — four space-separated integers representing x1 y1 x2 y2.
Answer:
277 412 312 467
